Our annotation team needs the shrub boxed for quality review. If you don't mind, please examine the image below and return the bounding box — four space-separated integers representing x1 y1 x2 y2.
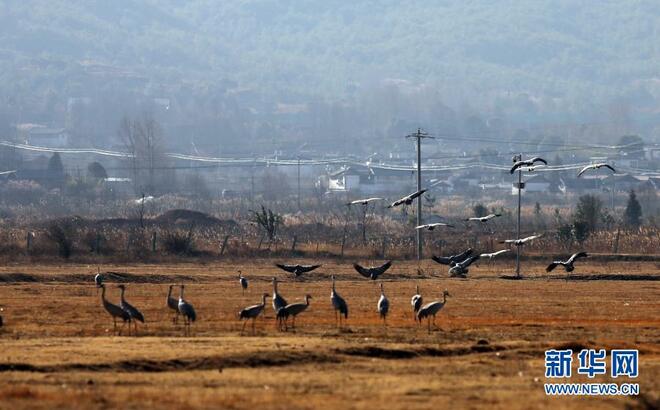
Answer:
46 222 74 258
163 225 196 255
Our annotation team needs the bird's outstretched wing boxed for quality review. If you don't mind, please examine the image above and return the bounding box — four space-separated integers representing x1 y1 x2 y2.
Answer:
567 252 588 264
353 263 372 278
603 164 616 173
521 234 543 243
531 157 548 165
275 264 298 273
354 261 392 279
297 264 321 274
510 161 526 174
459 255 480 268
480 249 510 258
454 248 474 261
408 189 427 201
431 255 451 265
387 198 403 208
276 264 322 275
577 165 592 177
546 262 561 272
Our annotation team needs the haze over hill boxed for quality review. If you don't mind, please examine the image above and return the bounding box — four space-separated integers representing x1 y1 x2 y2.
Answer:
1 1 659 154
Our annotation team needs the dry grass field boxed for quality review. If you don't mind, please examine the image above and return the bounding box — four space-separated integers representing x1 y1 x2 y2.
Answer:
0 259 658 409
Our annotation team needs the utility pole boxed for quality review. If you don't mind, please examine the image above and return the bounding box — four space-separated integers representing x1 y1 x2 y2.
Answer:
513 153 523 278
406 128 433 260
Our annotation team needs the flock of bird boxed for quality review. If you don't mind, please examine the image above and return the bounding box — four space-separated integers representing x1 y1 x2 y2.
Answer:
60 156 610 337
92 244 590 336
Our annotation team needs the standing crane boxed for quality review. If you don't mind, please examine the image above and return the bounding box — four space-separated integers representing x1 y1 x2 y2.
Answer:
330 275 348 328
271 277 288 314
99 284 130 335
377 283 389 326
276 294 312 331
94 267 103 289
238 270 248 295
178 285 197 336
239 293 269 334
167 284 180 324
417 290 451 333
117 285 145 336
411 284 423 320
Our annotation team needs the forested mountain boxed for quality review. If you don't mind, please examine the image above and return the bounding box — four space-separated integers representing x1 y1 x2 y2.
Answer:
1 1 659 152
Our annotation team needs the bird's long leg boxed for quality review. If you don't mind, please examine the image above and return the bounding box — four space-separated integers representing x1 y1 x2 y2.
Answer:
252 318 256 334
113 317 117 334
241 320 247 334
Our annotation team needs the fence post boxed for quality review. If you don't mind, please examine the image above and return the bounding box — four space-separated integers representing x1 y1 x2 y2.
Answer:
340 232 347 258
613 226 621 254
26 232 34 253
291 235 297 252
96 232 101 254
220 235 230 256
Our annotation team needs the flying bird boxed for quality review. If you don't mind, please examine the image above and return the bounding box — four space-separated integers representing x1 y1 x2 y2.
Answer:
465 213 501 223
479 249 511 260
510 157 547 174
577 163 616 177
449 255 480 277
546 252 588 272
415 222 454 230
431 248 474 266
275 263 322 277
347 197 383 206
387 189 427 208
501 234 543 246
353 261 392 280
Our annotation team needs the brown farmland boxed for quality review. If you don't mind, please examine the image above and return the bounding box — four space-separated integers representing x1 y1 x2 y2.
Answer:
0 259 658 409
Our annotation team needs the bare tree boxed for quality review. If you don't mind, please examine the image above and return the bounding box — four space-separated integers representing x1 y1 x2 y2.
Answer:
119 113 167 195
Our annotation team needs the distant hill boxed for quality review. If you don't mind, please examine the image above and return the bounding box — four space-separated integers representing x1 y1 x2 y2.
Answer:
1 1 659 149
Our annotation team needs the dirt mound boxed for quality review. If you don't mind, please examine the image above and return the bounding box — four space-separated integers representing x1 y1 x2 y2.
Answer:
154 209 238 229
0 350 339 373
337 343 507 359
0 271 199 284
